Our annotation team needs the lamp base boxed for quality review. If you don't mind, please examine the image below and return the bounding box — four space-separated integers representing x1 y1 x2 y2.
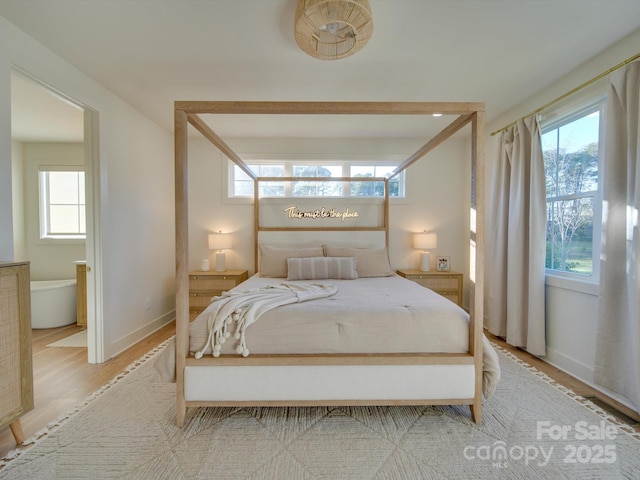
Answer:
419 252 431 272
215 252 226 272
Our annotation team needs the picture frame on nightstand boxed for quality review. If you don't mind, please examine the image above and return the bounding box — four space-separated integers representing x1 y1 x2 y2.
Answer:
436 256 450 271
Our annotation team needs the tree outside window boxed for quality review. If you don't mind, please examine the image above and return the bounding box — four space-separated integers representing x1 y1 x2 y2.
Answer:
542 106 601 277
231 161 403 198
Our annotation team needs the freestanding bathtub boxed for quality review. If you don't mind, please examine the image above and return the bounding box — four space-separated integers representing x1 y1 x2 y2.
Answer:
30 279 77 329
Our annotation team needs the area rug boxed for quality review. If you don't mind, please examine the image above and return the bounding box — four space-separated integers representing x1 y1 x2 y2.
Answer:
46 330 87 348
1 341 639 479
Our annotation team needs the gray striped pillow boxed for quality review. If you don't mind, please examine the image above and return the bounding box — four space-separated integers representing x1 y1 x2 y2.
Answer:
286 256 358 280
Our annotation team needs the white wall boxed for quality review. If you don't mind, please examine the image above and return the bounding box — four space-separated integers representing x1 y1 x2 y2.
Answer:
0 41 11 261
17 142 85 280
485 28 640 407
0 17 175 360
11 139 26 261
187 134 474 307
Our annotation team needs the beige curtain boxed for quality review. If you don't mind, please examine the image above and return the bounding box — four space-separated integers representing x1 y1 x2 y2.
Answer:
486 116 546 356
595 60 640 413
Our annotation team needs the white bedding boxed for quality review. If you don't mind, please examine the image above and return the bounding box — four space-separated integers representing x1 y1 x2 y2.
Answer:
156 273 500 397
190 273 473 356
194 281 338 358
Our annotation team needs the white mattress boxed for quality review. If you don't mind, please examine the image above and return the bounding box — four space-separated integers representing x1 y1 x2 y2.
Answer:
189 274 471 356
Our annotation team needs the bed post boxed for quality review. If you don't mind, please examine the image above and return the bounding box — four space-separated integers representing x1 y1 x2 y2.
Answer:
384 178 390 248
469 109 485 424
175 106 189 427
254 178 259 273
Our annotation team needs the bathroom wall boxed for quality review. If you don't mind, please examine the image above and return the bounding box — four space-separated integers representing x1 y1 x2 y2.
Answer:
16 141 85 280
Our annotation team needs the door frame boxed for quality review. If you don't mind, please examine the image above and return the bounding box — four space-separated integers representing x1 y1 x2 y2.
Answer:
11 69 104 363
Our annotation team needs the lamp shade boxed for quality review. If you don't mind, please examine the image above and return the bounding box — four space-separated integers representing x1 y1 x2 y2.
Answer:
294 0 374 60
208 232 232 251
413 232 437 250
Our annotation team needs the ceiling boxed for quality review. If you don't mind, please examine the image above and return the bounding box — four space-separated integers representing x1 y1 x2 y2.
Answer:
3 0 640 142
11 72 85 142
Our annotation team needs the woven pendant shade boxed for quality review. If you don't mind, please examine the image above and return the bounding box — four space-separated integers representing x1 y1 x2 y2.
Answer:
295 0 373 60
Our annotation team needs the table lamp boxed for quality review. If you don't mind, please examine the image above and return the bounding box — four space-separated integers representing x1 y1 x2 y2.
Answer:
208 231 233 272
413 232 437 271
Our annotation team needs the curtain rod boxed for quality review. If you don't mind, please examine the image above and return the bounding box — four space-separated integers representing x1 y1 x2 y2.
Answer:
490 51 640 136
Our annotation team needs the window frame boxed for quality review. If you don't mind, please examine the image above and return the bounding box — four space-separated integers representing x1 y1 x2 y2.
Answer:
38 165 86 240
541 97 605 284
225 157 406 202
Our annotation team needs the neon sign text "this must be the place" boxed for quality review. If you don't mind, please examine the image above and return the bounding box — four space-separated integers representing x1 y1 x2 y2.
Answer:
283 206 359 221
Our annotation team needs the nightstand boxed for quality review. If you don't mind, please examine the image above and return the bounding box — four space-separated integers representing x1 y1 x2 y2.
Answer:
396 269 463 307
188 270 248 320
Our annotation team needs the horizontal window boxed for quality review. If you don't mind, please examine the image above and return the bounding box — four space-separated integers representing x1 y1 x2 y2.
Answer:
229 160 405 199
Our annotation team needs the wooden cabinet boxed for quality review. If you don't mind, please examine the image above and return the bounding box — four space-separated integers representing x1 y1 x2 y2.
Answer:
397 269 463 307
188 270 248 320
0 262 34 444
75 262 87 327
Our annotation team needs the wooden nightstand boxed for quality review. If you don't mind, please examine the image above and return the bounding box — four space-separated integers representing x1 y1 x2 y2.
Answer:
188 270 248 320
396 269 463 307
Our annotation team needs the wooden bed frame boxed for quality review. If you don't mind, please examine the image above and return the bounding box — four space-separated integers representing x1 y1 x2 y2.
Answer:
174 101 485 427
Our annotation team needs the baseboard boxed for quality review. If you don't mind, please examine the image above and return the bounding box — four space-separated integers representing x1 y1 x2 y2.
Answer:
544 346 595 384
544 347 640 421
108 310 175 359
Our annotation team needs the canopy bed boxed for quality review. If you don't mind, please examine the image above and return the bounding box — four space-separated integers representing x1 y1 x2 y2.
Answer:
173 101 489 427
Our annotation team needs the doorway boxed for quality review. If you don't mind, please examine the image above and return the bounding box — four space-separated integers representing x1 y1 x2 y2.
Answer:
10 70 102 363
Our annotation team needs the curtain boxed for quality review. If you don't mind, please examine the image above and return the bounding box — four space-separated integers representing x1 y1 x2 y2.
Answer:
594 60 640 413
486 116 547 356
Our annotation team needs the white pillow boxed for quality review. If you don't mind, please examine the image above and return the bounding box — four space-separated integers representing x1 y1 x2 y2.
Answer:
259 244 324 278
287 256 358 280
324 246 393 278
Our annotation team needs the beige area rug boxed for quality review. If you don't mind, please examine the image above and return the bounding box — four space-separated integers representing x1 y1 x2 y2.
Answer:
46 330 87 348
2 340 639 479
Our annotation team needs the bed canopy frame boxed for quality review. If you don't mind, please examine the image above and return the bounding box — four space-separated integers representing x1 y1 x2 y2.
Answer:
174 101 485 427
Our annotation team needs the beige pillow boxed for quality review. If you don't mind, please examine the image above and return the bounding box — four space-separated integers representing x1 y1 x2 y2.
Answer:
324 246 393 277
259 244 324 277
287 256 358 280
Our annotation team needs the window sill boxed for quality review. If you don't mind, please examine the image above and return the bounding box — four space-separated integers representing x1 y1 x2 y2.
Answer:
37 238 86 246
545 273 599 296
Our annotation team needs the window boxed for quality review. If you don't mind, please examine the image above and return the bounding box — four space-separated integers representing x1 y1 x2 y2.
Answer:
292 164 343 196
39 168 86 239
230 161 405 198
350 165 400 197
541 100 603 278
234 164 285 197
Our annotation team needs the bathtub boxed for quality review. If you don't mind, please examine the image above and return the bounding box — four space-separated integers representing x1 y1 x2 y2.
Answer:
30 279 77 329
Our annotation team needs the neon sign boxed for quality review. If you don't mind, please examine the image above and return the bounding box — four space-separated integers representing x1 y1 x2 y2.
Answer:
283 206 359 221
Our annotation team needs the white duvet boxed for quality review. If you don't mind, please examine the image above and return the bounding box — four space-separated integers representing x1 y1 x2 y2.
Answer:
194 282 338 358
191 274 475 356
156 274 501 397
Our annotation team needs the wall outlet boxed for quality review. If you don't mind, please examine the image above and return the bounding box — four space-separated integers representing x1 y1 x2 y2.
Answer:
144 297 151 311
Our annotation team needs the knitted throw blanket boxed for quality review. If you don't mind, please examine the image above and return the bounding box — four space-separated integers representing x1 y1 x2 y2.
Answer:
194 282 338 358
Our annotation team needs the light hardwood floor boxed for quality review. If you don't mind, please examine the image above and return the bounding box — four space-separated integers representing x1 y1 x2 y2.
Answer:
1 324 637 458
0 321 175 457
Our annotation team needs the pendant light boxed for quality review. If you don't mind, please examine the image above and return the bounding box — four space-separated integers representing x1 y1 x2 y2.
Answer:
294 0 373 60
